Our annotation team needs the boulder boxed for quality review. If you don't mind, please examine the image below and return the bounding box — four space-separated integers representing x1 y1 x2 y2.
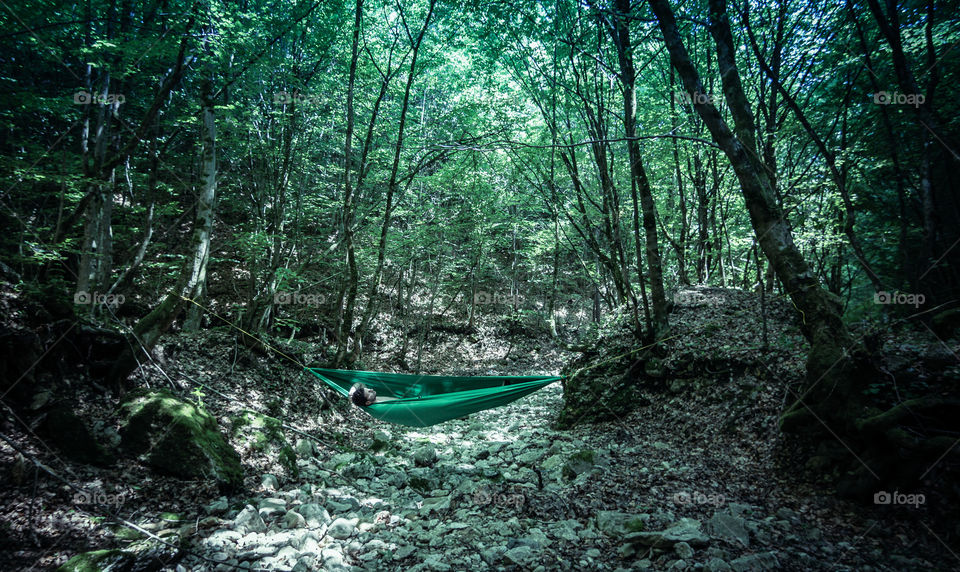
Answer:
119 390 243 492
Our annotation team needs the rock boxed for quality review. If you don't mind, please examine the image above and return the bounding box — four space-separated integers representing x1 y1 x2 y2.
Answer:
394 544 416 559
627 518 709 548
207 497 229 515
707 512 750 546
258 497 287 517
294 439 315 458
420 496 452 515
297 503 330 527
561 449 595 480
675 541 695 559
234 505 266 534
729 551 780 571
57 549 134 571
595 510 646 537
261 473 280 491
414 445 438 467
119 390 243 492
42 406 115 466
503 545 536 566
328 517 357 539
282 510 306 529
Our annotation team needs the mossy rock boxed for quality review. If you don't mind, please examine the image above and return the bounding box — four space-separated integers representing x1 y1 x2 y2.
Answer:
119 390 243 492
562 449 596 480
41 406 114 466
57 549 134 572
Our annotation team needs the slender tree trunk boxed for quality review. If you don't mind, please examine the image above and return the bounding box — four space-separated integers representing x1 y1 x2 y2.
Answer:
608 0 668 337
334 0 364 366
354 0 435 360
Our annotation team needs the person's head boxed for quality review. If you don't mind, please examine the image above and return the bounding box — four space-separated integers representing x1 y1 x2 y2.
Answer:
349 383 376 406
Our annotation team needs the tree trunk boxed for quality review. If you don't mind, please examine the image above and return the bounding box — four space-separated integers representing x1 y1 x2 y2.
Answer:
608 0 669 337
334 0 365 367
111 80 217 387
354 0 436 360
648 0 866 433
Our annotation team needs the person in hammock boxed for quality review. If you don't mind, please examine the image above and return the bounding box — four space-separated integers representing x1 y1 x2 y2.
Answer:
349 383 397 406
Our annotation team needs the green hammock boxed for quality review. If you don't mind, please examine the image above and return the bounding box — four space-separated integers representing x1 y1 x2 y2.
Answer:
306 368 562 427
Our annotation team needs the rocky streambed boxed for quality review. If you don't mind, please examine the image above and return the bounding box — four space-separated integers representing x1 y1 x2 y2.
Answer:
75 377 931 572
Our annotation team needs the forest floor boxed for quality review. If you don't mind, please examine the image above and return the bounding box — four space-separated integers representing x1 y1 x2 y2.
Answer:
0 287 956 570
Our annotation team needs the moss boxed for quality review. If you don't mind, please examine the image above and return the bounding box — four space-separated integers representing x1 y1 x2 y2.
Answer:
57 549 134 572
625 517 645 533
278 444 299 479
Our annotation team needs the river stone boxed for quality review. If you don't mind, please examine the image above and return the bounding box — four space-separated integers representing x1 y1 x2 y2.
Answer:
328 517 357 539
503 545 537 566
414 445 438 467
233 505 266 534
